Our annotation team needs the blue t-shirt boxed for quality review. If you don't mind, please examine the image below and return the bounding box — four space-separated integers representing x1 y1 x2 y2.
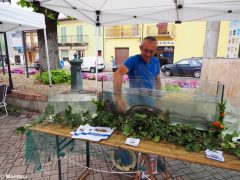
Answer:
124 55 160 89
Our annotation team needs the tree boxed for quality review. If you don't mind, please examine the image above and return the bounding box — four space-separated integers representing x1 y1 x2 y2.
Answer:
17 0 59 71
203 21 221 58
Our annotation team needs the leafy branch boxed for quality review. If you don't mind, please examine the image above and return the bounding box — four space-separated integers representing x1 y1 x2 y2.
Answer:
23 100 240 159
17 0 58 20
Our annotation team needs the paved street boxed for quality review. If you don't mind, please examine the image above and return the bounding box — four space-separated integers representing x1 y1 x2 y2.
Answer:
1 66 239 179
0 112 240 180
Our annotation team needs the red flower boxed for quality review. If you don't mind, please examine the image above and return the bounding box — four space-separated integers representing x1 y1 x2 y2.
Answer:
220 113 225 117
213 121 220 127
212 121 224 131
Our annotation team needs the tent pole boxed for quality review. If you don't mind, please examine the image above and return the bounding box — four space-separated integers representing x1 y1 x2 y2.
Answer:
95 26 100 94
3 32 13 92
43 28 52 87
22 31 29 78
0 43 5 75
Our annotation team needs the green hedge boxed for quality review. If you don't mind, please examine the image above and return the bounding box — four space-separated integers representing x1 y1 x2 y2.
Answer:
35 69 71 84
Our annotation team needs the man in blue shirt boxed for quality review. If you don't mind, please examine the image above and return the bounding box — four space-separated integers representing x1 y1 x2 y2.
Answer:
113 36 161 113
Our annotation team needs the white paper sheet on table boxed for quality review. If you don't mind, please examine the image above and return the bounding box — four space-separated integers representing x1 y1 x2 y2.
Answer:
71 124 114 141
205 149 224 162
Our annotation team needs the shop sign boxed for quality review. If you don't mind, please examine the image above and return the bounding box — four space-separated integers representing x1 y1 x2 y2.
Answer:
157 41 175 46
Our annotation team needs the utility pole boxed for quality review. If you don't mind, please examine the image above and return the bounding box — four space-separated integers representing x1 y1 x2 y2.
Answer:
3 32 14 92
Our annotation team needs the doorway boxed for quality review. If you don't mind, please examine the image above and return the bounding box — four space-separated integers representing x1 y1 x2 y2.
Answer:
27 52 34 65
157 46 174 66
115 48 129 65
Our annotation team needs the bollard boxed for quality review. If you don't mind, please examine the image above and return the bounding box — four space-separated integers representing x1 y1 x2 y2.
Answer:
69 53 83 92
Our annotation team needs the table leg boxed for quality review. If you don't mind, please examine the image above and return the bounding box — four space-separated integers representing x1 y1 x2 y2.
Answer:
56 136 62 180
78 142 90 180
163 157 169 180
86 142 90 167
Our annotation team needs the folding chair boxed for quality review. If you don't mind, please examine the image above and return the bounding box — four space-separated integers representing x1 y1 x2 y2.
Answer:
0 84 8 119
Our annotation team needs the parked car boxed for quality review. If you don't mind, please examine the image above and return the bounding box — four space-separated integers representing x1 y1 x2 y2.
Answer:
34 60 40 70
63 56 105 73
159 57 173 67
81 56 105 73
161 57 202 78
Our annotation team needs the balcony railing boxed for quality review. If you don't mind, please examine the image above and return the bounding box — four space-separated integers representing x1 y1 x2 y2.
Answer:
26 42 38 50
58 35 88 45
105 26 141 38
146 24 175 37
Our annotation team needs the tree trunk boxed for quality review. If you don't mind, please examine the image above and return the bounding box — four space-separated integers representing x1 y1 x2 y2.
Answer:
203 21 221 58
37 10 59 71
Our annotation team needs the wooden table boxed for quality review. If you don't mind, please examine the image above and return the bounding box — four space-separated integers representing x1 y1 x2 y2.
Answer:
29 124 240 179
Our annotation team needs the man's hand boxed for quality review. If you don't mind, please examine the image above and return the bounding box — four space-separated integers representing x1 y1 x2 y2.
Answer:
113 65 129 114
155 74 161 90
114 94 127 114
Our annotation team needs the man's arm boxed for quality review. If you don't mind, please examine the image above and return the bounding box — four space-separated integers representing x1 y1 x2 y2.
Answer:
113 65 129 113
113 65 129 94
155 74 161 90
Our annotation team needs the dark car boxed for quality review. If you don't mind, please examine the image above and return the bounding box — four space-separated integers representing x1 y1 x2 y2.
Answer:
161 57 202 78
34 60 40 70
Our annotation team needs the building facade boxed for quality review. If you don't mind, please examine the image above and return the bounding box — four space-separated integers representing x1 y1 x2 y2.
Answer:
57 18 103 62
4 19 230 68
104 22 229 67
227 20 240 58
57 19 230 69
24 31 39 65
4 31 39 66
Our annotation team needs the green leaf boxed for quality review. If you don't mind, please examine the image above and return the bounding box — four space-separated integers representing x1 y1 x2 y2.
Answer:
186 143 202 152
231 131 239 138
223 134 233 142
229 142 236 148
16 126 25 134
152 136 160 143
221 143 226 148
233 149 240 158
123 124 131 136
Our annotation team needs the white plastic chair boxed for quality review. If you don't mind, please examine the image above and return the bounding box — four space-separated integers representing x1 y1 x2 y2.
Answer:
0 84 8 119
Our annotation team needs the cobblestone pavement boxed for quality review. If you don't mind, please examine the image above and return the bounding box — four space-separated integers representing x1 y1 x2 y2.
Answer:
0 112 240 180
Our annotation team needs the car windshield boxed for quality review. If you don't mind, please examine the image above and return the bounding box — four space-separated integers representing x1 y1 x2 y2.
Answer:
177 60 189 64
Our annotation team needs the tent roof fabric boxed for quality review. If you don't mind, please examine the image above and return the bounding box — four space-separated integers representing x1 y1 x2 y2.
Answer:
38 0 240 26
0 3 45 32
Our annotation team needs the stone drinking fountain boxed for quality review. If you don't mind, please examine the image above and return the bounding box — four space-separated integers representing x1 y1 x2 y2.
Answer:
48 54 97 114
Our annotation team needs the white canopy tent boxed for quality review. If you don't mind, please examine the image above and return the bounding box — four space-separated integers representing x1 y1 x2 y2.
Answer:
38 0 240 25
35 0 240 91
0 3 52 87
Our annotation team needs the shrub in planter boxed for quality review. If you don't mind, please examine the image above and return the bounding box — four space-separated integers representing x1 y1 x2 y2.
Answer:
34 69 71 84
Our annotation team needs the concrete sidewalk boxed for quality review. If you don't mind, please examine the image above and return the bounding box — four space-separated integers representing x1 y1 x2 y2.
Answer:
0 112 240 180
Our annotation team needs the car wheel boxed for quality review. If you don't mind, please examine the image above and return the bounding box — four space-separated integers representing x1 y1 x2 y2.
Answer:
193 70 201 78
164 69 172 76
90 67 96 73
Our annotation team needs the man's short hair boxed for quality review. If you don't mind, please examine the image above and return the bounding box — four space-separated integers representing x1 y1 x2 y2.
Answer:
141 36 157 46
143 36 157 43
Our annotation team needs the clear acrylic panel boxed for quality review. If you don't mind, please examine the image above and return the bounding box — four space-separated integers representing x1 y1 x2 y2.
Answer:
47 84 97 114
102 77 223 131
223 81 240 133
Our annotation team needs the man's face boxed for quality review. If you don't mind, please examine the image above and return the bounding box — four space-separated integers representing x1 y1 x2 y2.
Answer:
140 40 157 63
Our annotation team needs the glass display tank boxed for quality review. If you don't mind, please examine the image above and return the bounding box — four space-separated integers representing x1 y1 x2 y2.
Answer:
47 84 97 114
101 78 224 131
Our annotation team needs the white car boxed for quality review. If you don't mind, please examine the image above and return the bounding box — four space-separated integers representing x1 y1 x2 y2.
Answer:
81 56 105 73
63 56 105 73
